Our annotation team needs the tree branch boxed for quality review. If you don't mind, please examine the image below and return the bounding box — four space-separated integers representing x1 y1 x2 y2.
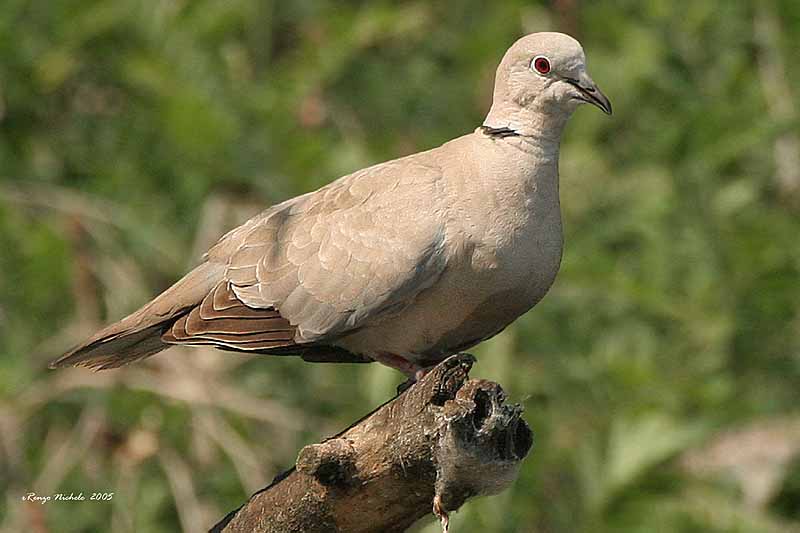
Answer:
210 354 533 533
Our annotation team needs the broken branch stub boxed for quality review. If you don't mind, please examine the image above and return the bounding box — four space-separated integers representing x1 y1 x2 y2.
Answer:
211 354 533 533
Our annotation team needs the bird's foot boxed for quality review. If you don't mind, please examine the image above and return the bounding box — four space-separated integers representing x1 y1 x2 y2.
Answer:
372 353 449 393
415 366 432 381
395 364 437 394
433 494 449 532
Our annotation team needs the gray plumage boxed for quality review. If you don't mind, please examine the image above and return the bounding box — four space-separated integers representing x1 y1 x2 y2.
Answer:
51 32 610 375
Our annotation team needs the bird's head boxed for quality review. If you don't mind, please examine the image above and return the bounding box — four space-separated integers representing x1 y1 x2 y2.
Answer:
483 32 611 137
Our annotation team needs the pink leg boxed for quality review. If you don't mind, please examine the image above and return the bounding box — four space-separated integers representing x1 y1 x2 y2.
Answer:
371 352 423 378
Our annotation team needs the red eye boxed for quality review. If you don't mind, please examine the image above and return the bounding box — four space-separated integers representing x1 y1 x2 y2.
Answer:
532 56 551 74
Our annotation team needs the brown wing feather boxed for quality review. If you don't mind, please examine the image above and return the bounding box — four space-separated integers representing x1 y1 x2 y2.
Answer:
162 282 297 351
157 281 369 363
203 282 259 317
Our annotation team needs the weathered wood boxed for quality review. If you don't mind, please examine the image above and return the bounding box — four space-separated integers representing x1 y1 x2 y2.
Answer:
210 354 532 533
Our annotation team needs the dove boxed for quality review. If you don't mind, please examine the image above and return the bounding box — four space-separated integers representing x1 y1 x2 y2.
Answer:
51 32 611 377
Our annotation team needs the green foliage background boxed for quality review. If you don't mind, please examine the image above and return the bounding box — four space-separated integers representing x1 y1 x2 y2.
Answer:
1 1 799 532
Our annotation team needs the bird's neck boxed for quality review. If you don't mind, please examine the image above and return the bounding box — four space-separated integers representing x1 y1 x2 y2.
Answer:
482 105 570 157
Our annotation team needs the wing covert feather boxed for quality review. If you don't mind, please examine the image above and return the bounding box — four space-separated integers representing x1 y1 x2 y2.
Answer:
225 158 449 343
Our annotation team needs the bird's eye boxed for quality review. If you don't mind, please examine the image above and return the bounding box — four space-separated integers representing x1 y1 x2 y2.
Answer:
532 56 551 75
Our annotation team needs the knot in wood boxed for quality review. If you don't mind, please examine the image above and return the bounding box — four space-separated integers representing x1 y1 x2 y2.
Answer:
296 438 358 487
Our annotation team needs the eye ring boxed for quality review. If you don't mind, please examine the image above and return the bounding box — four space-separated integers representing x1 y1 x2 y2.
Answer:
531 55 551 75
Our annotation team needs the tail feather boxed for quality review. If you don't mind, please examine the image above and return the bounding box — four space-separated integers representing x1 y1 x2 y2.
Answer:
50 261 225 370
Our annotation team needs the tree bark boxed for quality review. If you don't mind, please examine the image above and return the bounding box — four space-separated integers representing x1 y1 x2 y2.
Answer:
209 354 533 533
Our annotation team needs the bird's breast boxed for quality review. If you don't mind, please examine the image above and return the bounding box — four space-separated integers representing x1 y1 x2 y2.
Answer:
465 157 563 288
335 140 565 363
466 191 563 308
400 164 565 360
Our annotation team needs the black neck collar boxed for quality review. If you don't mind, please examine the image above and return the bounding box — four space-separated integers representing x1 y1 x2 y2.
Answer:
479 125 521 138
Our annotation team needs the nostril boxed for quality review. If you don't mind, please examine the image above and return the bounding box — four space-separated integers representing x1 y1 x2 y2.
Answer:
584 86 596 93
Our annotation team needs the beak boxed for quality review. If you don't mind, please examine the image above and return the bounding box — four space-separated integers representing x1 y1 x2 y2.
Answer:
566 75 612 115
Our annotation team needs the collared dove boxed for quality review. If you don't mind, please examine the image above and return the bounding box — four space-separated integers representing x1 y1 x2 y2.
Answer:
51 32 611 376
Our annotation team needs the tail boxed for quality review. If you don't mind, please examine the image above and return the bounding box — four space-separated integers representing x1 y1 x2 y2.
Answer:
50 261 225 370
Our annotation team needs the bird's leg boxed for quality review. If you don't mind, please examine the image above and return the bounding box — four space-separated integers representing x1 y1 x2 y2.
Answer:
371 352 423 378
371 352 428 395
